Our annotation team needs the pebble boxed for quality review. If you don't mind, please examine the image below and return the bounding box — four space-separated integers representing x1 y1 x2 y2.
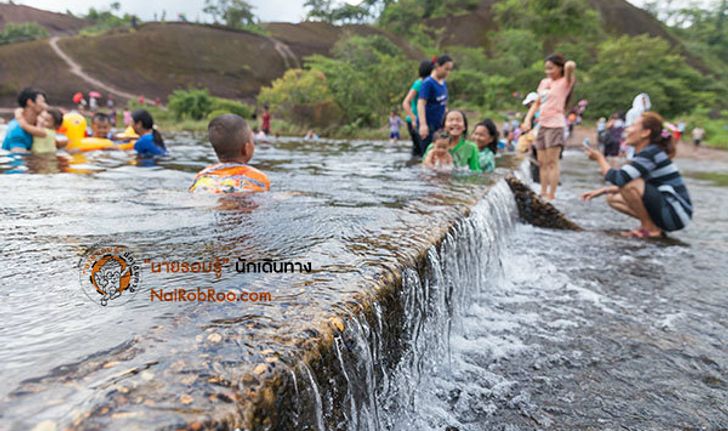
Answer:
31 421 57 431
207 333 223 343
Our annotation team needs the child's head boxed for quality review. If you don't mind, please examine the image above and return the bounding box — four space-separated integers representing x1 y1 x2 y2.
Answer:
131 109 154 134
92 112 112 138
208 114 254 163
471 119 499 153
131 109 165 149
39 109 63 129
433 130 450 154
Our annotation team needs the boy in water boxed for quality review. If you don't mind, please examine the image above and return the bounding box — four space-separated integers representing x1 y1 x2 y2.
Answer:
423 130 453 170
189 114 270 194
91 112 113 139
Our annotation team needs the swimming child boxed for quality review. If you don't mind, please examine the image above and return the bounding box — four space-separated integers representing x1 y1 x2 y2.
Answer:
131 109 167 157
423 130 454 170
189 114 270 194
91 112 113 139
13 107 66 154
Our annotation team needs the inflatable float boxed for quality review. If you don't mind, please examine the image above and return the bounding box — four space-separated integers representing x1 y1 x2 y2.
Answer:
60 113 137 152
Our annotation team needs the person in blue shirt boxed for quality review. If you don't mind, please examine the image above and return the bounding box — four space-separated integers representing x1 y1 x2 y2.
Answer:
2 87 48 153
416 55 454 156
131 109 167 157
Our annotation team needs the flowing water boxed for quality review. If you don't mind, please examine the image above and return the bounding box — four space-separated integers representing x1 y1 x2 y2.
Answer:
375 151 728 430
0 135 509 429
1 137 726 430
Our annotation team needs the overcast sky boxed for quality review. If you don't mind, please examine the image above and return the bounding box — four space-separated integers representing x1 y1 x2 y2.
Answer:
8 0 714 23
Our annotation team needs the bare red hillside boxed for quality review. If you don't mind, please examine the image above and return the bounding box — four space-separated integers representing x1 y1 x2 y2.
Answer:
0 3 87 35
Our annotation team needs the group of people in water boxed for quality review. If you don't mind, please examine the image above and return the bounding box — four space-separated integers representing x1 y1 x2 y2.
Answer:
397 52 692 238
2 88 167 158
1 49 694 238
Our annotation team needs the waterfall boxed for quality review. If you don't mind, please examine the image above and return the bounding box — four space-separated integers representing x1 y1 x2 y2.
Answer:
277 179 519 430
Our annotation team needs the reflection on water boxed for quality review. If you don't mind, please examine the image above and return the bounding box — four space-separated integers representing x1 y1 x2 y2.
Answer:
0 134 506 429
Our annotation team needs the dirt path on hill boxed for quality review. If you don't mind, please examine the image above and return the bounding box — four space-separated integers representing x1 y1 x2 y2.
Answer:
48 36 136 100
266 37 300 69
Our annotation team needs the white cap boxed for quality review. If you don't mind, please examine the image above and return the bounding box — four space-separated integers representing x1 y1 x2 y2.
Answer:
522 92 538 106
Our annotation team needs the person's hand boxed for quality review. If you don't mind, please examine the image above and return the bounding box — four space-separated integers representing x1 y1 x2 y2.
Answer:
580 188 604 202
419 124 429 139
521 120 531 133
584 147 603 161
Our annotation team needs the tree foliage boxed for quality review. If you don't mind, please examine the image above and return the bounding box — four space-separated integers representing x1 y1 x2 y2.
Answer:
0 22 48 45
203 0 256 28
258 69 343 127
259 35 413 127
582 35 712 118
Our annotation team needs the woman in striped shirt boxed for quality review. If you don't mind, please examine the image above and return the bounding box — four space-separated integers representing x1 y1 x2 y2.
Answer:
581 112 692 238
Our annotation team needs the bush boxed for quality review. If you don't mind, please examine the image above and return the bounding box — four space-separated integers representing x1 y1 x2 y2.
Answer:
0 23 49 45
168 89 214 120
210 98 253 118
258 69 343 127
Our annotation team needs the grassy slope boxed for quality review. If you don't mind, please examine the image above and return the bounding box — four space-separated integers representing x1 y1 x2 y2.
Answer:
0 39 88 106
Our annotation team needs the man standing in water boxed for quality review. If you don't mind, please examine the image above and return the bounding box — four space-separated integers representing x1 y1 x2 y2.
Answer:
2 88 48 153
417 55 454 156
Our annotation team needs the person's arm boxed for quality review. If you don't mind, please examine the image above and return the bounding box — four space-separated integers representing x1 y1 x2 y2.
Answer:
417 80 431 139
586 148 611 176
592 147 654 187
402 89 416 122
417 99 428 138
580 185 619 201
14 109 47 137
565 60 576 87
521 98 540 132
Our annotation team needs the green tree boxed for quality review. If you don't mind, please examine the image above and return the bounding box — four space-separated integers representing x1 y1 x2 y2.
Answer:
493 0 603 50
258 69 343 127
583 35 710 118
306 35 414 126
331 4 371 23
203 0 256 28
304 0 334 22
